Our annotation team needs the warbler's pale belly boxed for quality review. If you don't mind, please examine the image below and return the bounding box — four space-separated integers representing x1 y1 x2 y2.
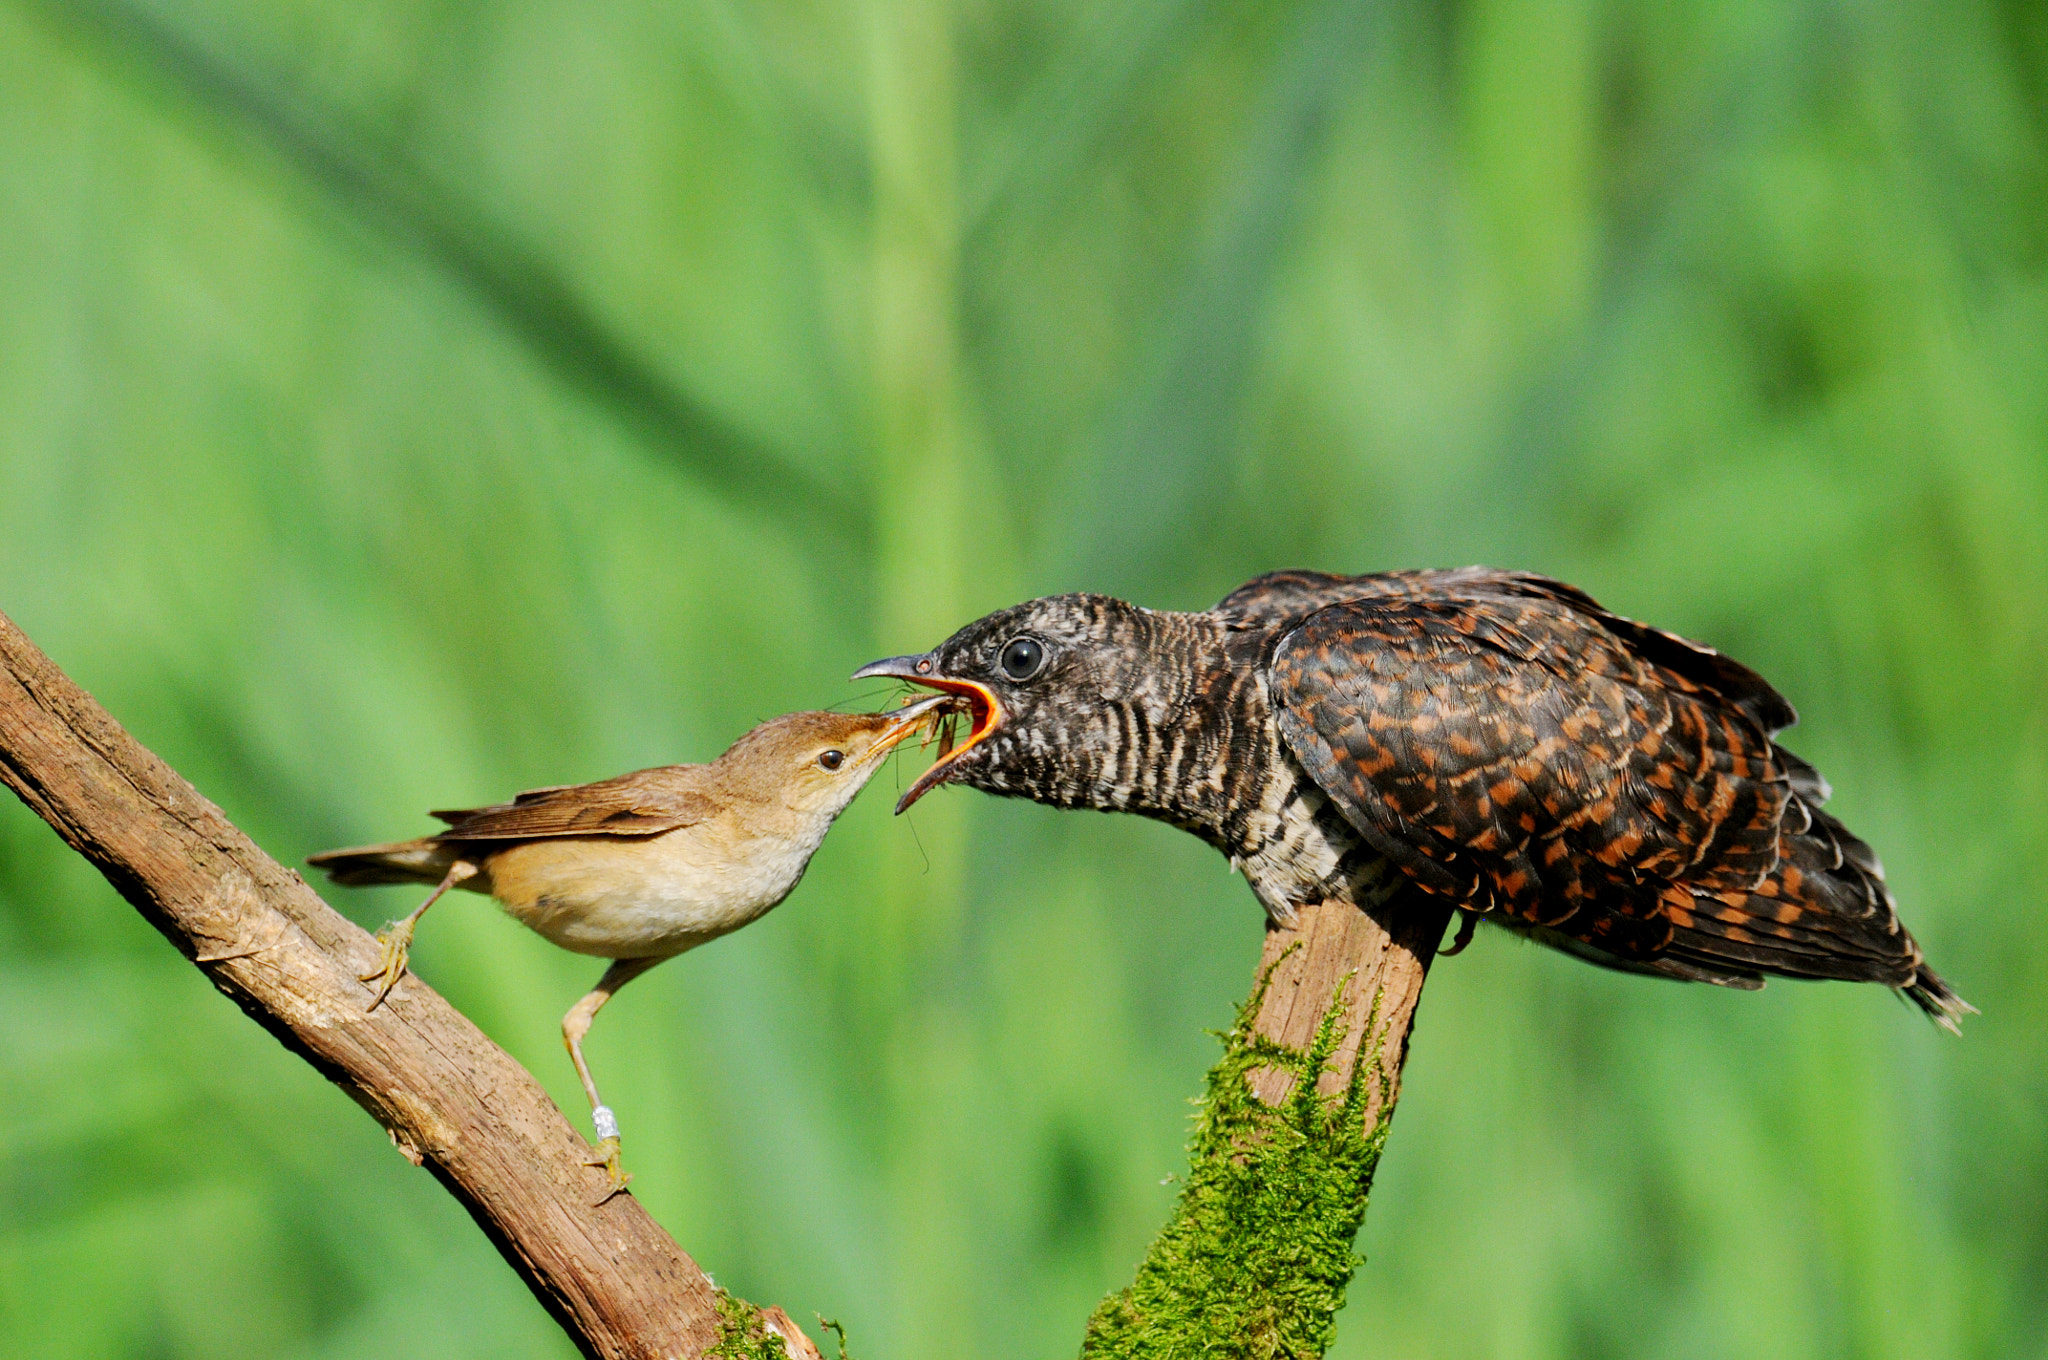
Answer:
472 825 821 959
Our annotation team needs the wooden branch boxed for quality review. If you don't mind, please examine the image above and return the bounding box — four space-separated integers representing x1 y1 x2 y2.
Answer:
0 607 822 1360
1246 894 1450 1118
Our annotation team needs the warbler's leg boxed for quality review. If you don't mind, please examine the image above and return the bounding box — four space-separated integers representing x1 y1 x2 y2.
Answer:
361 859 476 1011
1440 910 1479 958
562 955 668 1200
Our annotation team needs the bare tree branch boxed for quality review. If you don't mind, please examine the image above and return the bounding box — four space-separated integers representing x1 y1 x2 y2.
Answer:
1246 895 1446 1114
0 607 823 1360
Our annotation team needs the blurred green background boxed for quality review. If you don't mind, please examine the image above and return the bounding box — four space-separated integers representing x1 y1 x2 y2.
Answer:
1 0 2043 1355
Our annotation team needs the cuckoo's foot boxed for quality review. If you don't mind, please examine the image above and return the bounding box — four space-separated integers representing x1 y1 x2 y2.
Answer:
1440 910 1479 958
359 918 417 1011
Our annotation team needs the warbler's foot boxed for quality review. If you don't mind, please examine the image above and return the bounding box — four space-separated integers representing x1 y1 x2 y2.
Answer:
359 918 417 1010
585 1135 632 1202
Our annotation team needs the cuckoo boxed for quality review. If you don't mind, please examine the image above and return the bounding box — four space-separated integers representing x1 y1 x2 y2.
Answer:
856 569 1966 1026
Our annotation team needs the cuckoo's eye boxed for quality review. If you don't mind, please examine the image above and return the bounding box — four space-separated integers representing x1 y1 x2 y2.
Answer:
818 749 844 771
998 636 1046 682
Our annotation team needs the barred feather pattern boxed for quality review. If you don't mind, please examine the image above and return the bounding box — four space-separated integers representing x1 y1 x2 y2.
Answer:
920 596 1393 917
917 571 1967 1029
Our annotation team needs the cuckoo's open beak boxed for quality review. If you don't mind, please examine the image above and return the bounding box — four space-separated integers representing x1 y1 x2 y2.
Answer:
852 654 1004 812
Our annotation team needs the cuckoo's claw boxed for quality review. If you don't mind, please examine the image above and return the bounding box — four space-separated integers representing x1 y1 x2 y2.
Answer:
359 918 417 1010
1440 911 1479 958
585 1136 632 1203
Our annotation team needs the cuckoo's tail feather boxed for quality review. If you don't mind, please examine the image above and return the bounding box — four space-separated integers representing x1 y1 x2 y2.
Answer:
1904 965 1975 1035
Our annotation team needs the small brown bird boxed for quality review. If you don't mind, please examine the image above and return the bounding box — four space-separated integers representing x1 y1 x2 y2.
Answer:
309 696 951 1194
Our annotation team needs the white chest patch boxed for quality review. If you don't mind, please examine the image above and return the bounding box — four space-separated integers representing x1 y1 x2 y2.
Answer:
1228 744 1386 924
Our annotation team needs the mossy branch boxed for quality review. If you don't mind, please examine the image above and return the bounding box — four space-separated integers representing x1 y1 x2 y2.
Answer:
710 1290 827 1360
1082 968 1389 1354
1081 895 1451 1359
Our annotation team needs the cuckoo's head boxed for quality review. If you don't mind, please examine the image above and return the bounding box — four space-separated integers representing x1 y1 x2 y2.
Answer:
854 592 1223 814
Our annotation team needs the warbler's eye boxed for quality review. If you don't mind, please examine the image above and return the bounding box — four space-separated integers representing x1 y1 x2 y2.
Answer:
998 637 1046 682
818 749 844 771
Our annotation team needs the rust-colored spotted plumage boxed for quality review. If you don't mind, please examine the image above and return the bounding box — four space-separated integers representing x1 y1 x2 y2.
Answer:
864 568 1967 1028
1247 571 1955 1018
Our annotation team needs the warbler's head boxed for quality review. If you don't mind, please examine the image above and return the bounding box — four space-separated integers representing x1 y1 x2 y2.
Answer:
714 694 955 818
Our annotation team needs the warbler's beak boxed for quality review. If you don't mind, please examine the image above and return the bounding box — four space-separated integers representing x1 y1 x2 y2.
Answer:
852 653 1004 812
868 693 955 757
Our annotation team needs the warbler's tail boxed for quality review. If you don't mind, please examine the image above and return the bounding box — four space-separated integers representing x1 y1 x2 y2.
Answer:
307 838 460 888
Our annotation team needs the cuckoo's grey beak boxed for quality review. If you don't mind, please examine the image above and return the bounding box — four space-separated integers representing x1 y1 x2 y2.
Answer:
851 654 935 682
851 654 1003 812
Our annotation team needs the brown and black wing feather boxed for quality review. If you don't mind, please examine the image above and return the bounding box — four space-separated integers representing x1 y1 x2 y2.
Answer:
1220 566 1798 734
1452 570 1801 735
1263 584 1966 1027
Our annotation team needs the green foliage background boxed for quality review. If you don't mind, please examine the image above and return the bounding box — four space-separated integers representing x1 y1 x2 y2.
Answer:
1 0 2043 1355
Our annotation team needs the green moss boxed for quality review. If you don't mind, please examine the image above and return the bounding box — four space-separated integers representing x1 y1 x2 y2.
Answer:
1079 962 1391 1360
707 1288 795 1360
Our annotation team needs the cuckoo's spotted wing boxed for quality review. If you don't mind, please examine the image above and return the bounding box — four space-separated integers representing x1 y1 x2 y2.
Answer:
1226 567 1792 737
1261 577 1965 1026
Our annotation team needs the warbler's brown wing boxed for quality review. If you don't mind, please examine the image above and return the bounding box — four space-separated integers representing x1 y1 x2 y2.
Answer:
427 786 574 824
430 767 717 841
1265 586 1962 1022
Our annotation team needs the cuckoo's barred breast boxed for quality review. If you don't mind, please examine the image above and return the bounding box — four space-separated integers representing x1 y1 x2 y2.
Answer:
862 567 1967 1028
